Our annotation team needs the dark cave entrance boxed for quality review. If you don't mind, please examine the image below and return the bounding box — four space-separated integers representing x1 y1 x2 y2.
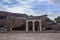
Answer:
28 21 40 31
46 27 53 30
12 24 26 31
12 21 40 31
35 21 39 31
28 21 33 31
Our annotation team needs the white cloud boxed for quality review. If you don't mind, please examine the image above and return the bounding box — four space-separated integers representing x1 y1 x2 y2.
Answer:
5 0 60 20
0 0 60 20
38 0 48 1
0 4 7 11
49 0 60 8
7 6 35 15
2 0 13 3
2 0 9 2
46 11 60 20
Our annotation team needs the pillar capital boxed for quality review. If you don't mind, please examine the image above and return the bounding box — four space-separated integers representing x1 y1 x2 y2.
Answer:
32 20 35 23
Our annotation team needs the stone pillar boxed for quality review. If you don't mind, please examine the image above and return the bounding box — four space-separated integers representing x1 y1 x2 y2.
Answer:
26 21 28 32
10 27 12 31
39 20 42 31
43 27 45 31
33 21 35 32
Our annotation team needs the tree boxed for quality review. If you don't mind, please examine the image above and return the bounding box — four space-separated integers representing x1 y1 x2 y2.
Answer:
55 17 60 23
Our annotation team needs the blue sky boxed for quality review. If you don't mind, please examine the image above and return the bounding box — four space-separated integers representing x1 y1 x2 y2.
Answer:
0 0 60 20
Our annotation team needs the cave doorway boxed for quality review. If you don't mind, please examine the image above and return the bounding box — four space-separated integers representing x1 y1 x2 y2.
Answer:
12 24 26 31
28 21 33 31
35 21 40 31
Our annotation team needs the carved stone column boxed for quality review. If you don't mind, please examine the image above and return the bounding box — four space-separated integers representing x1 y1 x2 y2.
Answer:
39 20 42 31
33 21 35 32
9 27 12 31
26 20 28 32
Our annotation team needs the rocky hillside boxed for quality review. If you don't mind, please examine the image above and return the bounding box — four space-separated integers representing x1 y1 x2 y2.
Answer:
0 11 27 29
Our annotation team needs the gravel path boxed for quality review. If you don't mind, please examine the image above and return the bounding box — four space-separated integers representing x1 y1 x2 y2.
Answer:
0 33 60 40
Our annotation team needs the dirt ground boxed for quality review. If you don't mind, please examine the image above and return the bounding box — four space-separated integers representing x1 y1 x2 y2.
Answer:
0 33 60 40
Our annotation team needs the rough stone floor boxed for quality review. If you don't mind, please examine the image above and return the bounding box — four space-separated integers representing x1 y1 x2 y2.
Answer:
0 33 60 40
